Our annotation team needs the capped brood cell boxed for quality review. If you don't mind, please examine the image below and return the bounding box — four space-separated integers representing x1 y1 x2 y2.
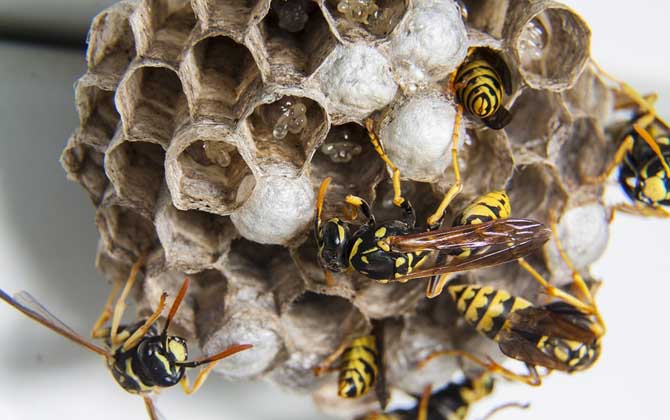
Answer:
116 64 188 149
86 1 137 87
182 34 263 121
130 0 197 65
166 122 255 215
259 4 337 81
246 93 329 175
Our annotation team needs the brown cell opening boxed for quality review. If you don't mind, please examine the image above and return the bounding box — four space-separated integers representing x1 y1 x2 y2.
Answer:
247 95 328 172
260 5 337 78
61 141 108 206
77 85 120 150
190 36 262 120
507 164 549 219
123 66 187 146
106 141 166 214
193 0 265 30
460 128 514 195
87 6 136 77
325 0 407 40
176 139 254 213
138 0 197 61
96 204 159 264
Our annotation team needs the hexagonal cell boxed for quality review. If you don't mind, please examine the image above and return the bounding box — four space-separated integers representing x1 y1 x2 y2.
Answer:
271 292 366 391
505 0 590 90
130 0 197 65
166 122 254 215
117 65 188 148
246 94 329 174
74 82 120 151
155 189 237 273
353 279 424 319
322 0 408 41
221 238 290 286
182 35 263 121
310 122 385 214
96 192 159 264
61 135 109 206
192 0 269 32
259 4 337 81
507 163 567 221
106 135 166 218
562 65 614 123
86 1 137 86
505 88 570 160
460 0 508 38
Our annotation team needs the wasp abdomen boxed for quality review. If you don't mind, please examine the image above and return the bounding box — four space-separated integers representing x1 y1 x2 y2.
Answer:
456 59 504 120
447 284 531 340
338 335 379 398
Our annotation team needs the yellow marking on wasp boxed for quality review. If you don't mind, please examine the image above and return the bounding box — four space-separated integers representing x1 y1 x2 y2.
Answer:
375 227 387 238
156 351 172 373
448 284 472 312
464 286 494 325
395 256 406 267
349 238 363 264
362 247 378 255
338 224 346 241
125 358 152 392
361 256 369 264
169 340 187 362
338 336 378 399
643 175 668 202
377 240 390 252
475 290 511 334
456 60 503 119
554 346 569 363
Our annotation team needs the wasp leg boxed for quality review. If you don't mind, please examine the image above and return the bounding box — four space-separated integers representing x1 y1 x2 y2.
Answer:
426 104 464 228
122 292 168 351
581 133 634 184
479 402 530 420
632 121 670 177
417 384 432 420
110 252 148 346
365 118 406 207
313 337 351 376
417 349 542 386
425 272 455 299
180 360 221 395
612 202 670 218
345 195 376 226
143 395 161 420
90 278 122 338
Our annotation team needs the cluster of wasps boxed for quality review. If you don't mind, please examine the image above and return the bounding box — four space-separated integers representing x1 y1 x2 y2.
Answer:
312 46 670 419
1 44 668 420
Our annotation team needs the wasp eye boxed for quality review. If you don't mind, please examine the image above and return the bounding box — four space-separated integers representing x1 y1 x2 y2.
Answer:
318 219 350 272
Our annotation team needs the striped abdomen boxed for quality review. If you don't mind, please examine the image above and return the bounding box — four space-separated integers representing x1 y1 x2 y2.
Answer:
338 335 379 398
455 59 504 119
447 284 531 340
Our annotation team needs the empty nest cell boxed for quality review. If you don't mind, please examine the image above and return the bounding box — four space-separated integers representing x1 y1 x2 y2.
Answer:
507 163 567 220
117 65 188 148
86 1 137 86
247 94 328 174
167 123 254 215
61 138 109 205
323 0 408 41
192 0 268 32
184 35 262 121
131 0 198 64
106 137 166 217
75 83 120 151
259 4 337 80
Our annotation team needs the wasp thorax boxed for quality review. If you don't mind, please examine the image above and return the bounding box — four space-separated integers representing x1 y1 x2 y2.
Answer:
136 336 188 387
318 218 351 272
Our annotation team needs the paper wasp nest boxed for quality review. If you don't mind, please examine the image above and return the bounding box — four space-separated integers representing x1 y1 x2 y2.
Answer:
61 0 613 417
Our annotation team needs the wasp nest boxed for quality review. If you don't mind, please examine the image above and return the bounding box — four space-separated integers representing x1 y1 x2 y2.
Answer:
62 0 615 417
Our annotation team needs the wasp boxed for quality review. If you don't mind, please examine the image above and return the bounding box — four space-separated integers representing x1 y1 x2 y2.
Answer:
452 48 513 130
315 118 550 297
314 320 389 409
358 373 528 420
583 63 670 218
0 255 253 420
417 215 606 386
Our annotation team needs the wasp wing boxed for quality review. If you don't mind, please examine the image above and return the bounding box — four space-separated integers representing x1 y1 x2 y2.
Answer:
506 303 600 343
386 219 550 282
0 288 109 356
495 328 569 372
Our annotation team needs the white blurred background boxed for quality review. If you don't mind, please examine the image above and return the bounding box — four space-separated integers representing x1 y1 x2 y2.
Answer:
0 1 668 419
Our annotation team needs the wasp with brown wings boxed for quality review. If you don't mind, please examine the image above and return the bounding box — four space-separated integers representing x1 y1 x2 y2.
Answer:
315 118 551 297
0 255 253 420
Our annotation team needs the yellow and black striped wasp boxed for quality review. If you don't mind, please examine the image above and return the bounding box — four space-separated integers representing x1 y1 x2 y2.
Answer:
314 320 389 409
583 63 670 217
451 47 513 130
358 372 528 420
0 255 252 420
315 117 551 297
417 215 606 386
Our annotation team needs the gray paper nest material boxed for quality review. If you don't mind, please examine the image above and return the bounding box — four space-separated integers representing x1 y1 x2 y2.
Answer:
62 0 616 416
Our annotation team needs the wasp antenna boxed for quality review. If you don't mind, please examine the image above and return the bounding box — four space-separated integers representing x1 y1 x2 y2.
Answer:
317 177 333 224
162 277 190 337
177 343 253 368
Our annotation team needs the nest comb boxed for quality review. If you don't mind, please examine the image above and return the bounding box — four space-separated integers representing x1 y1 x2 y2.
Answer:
60 0 616 417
